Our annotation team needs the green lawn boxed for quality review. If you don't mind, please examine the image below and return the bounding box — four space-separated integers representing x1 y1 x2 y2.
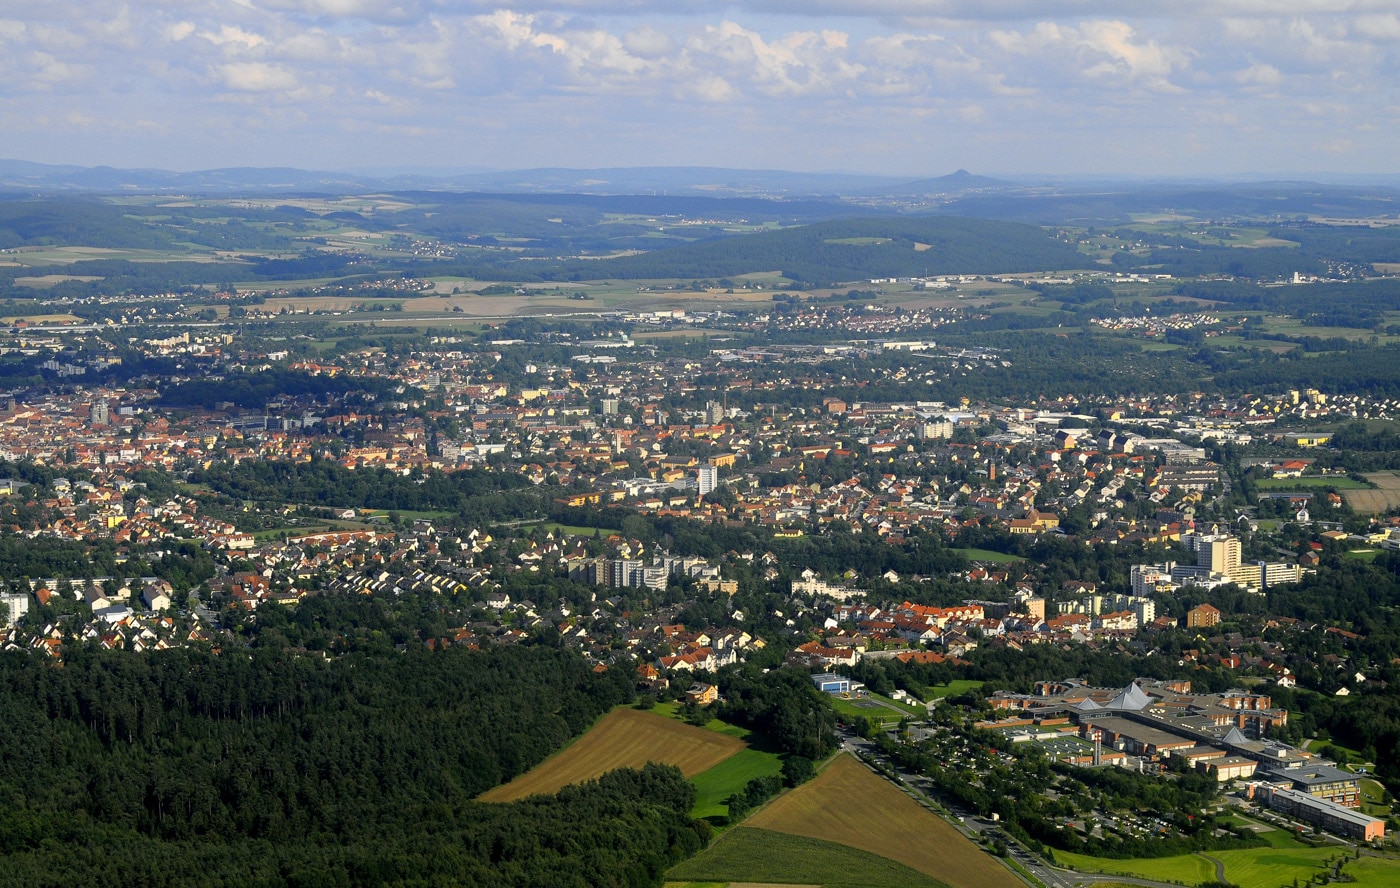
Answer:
954 547 1024 563
927 679 983 699
363 509 457 520
829 692 924 725
1347 855 1400 885
666 826 950 888
649 703 756 742
1057 840 1392 888
1224 816 1298 849
1212 845 1340 887
516 522 608 537
1360 777 1392 817
1053 849 1214 885
628 703 790 822
689 748 786 821
1256 476 1369 490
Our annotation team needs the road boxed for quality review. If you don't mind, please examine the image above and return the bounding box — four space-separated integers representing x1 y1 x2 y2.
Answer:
838 729 1192 888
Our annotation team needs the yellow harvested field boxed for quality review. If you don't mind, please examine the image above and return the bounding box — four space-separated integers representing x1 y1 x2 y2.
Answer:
479 708 744 802
0 313 84 324
13 276 103 288
746 754 1021 888
1344 473 1400 514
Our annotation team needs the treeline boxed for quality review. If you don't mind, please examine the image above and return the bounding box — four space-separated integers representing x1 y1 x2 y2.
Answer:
1176 278 1400 329
161 368 412 410
715 666 841 760
545 216 1092 285
1211 344 1400 397
194 458 542 519
0 642 711 886
0 197 320 253
0 763 703 888
0 536 215 595
0 197 171 250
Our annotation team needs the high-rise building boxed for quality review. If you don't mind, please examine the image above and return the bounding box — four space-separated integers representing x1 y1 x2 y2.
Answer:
601 398 619 416
705 400 724 424
1199 537 1242 573
697 466 719 497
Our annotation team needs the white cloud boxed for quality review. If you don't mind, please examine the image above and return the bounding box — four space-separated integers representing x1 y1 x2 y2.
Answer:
990 20 1188 91
165 21 197 41
2 0 1399 173
216 61 299 91
1353 14 1400 39
199 25 268 51
622 25 675 58
1235 62 1281 85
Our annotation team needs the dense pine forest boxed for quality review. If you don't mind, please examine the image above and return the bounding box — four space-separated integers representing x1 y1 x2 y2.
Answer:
0 635 710 887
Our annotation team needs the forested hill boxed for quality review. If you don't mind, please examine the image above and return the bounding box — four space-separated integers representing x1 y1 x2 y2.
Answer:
0 638 709 886
549 216 1092 285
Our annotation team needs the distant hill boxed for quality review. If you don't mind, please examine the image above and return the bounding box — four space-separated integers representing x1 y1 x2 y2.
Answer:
0 195 294 251
939 182 1400 224
0 196 174 250
0 161 373 194
0 160 916 197
550 215 1092 284
897 169 1015 194
419 166 912 197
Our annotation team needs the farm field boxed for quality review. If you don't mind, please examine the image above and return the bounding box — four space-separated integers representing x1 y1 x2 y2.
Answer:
0 312 84 323
690 748 786 822
1345 473 1400 513
1255 476 1368 490
744 754 1020 888
478 706 744 802
665 826 949 888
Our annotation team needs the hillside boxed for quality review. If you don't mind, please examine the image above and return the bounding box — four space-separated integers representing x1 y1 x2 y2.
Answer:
551 215 1092 284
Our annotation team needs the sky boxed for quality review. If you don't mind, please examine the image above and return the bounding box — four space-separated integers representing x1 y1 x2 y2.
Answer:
1 1 1398 177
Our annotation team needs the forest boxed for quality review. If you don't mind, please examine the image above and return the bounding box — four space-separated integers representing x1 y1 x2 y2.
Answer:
192 458 544 520
160 369 413 410
547 216 1092 285
0 626 716 887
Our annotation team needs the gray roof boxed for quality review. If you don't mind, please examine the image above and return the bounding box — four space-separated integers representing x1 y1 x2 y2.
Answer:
1103 683 1151 712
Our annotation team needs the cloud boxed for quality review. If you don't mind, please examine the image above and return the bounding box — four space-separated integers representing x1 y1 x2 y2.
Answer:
1353 14 1400 39
1235 62 1281 85
216 61 299 92
3 0 1400 174
622 25 675 58
165 21 197 41
990 20 1188 92
199 25 268 51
